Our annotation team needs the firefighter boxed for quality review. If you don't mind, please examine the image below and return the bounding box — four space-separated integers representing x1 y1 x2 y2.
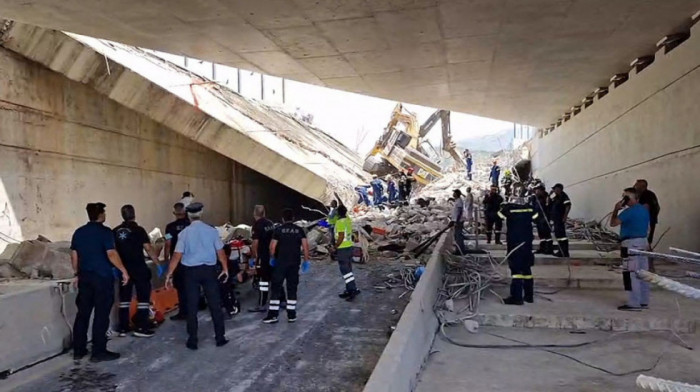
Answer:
249 205 275 313
263 209 311 324
502 170 513 197
550 183 571 257
483 186 504 244
531 185 553 254
498 201 539 305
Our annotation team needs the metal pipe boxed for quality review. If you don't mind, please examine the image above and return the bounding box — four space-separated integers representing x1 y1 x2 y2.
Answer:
629 249 700 265
636 270 700 300
636 374 700 391
670 247 700 259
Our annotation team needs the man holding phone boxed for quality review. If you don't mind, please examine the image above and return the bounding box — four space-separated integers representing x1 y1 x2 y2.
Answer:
610 188 650 311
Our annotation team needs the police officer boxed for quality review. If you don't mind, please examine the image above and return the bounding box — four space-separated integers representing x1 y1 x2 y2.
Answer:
498 200 539 305
449 189 467 254
113 205 161 337
263 209 311 324
165 202 229 350
489 161 501 187
249 205 275 313
335 205 361 301
71 202 129 362
531 185 553 254
483 185 504 244
550 183 571 257
164 202 190 321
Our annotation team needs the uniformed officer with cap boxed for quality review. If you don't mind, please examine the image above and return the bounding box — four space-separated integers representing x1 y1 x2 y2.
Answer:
498 201 539 305
165 202 229 350
550 183 572 257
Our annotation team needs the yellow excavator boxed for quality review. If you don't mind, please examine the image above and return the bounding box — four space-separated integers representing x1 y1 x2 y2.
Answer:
363 103 465 185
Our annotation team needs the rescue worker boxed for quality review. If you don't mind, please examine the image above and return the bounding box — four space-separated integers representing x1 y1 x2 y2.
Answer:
71 202 129 362
498 201 538 305
402 169 415 200
550 183 571 257
449 189 467 254
502 170 514 197
249 205 275 313
483 186 504 244
370 176 384 206
398 173 407 201
634 179 660 245
263 209 311 324
610 187 650 311
355 185 371 206
531 185 553 254
165 202 229 350
464 149 473 181
113 205 161 337
164 203 191 321
334 205 361 301
387 176 398 203
489 161 501 187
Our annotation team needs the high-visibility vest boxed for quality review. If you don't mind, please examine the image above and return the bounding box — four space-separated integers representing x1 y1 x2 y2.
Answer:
335 217 354 249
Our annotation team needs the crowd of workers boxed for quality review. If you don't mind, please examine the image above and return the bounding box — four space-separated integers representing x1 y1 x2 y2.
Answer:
68 192 360 361
356 170 416 206
449 176 660 311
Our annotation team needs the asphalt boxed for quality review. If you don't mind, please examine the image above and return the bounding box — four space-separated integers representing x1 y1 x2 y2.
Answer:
2 259 411 392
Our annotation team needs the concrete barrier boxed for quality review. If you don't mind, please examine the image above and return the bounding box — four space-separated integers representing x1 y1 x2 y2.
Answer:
363 233 449 392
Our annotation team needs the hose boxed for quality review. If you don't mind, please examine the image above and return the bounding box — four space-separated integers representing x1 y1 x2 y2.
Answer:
636 270 700 300
636 375 700 392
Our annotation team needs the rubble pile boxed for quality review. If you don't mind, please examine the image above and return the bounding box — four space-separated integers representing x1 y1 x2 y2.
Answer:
0 237 72 279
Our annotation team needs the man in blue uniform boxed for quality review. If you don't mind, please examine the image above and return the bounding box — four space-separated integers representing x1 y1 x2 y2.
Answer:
164 203 190 320
550 183 571 257
370 176 384 206
249 205 275 313
113 205 161 337
71 202 130 362
464 149 473 180
531 185 553 254
498 201 539 305
489 161 501 187
165 202 229 350
263 209 311 324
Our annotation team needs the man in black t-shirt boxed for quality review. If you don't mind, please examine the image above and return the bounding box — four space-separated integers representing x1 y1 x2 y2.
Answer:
249 205 275 313
263 209 310 324
164 203 191 320
634 179 660 244
113 205 161 337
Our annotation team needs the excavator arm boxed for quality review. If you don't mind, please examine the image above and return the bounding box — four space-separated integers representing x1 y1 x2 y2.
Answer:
440 110 467 169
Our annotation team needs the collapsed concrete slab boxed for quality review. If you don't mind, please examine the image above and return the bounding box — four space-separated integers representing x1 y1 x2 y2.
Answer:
0 20 368 206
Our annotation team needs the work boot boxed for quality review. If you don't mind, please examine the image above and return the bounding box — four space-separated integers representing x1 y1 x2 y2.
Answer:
287 310 297 323
339 290 352 299
133 328 155 338
486 232 492 244
524 279 534 304
503 297 524 305
495 232 502 245
90 350 121 362
262 314 279 324
345 289 361 302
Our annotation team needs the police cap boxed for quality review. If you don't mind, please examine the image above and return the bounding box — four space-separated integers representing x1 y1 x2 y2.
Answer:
185 202 204 213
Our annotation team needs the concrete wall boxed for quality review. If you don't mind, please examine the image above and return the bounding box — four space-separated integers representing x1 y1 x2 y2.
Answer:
531 26 700 252
0 47 232 251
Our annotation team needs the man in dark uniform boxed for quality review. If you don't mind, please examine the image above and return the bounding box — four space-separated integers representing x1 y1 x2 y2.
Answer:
483 186 504 244
164 203 190 320
249 205 275 313
498 201 539 305
634 179 660 244
263 209 311 324
113 205 161 337
531 185 553 254
550 183 571 257
70 202 129 362
165 202 229 350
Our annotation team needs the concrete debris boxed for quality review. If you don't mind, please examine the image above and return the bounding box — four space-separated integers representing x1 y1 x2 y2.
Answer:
0 239 72 279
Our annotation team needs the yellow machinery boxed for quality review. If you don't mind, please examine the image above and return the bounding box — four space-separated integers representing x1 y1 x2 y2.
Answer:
363 103 465 184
